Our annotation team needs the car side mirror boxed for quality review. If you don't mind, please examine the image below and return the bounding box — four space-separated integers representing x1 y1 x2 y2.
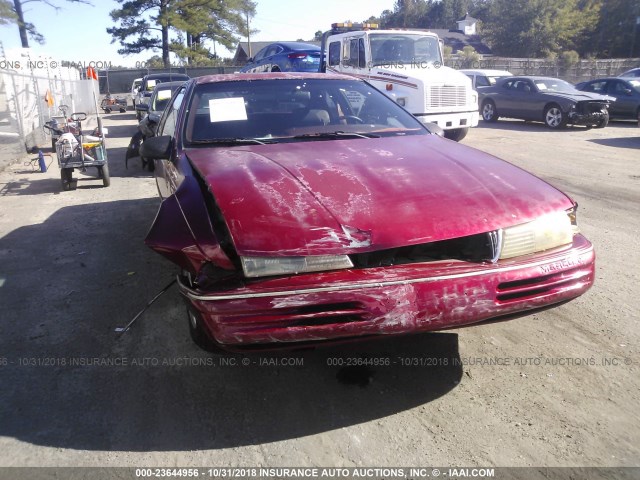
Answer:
148 113 161 124
424 122 445 137
136 103 149 111
140 135 172 160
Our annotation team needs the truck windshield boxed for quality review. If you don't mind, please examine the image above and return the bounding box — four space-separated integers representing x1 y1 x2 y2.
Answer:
370 33 442 67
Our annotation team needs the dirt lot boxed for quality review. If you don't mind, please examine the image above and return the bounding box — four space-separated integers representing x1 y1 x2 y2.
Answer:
0 114 638 469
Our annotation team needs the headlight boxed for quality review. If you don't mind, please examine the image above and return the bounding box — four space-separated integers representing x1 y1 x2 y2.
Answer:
499 211 574 260
240 255 354 278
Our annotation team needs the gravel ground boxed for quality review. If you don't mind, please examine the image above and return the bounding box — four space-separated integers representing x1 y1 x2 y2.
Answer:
0 112 638 469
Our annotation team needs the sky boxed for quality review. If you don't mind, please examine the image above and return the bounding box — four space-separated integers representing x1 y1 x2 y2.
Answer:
0 0 396 67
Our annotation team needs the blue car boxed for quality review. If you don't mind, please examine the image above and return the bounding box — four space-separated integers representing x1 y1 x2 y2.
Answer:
240 42 320 73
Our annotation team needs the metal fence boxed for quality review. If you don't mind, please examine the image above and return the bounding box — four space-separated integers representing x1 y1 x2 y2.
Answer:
444 57 640 84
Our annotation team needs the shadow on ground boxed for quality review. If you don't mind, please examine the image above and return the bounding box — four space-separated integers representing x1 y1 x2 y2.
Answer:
0 199 461 451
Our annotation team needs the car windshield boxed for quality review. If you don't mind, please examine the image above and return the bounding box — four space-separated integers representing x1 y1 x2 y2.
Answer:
628 80 640 92
534 79 577 93
184 78 427 145
370 33 442 66
151 88 176 111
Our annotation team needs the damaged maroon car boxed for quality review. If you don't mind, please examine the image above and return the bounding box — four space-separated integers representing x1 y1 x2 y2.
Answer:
140 72 595 350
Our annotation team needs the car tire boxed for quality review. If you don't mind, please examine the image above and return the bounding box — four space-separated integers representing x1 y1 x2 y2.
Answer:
187 308 224 353
544 104 567 129
271 66 281 72
481 100 498 122
444 127 469 142
97 163 110 187
594 112 609 129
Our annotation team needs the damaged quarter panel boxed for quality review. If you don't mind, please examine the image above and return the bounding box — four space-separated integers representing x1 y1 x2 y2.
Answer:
142 73 595 349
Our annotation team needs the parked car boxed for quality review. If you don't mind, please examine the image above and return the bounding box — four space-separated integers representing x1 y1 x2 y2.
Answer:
135 80 186 120
130 77 142 109
135 73 190 119
240 42 321 73
140 72 595 351
460 69 513 89
129 81 186 170
479 76 611 129
576 77 640 124
618 68 640 78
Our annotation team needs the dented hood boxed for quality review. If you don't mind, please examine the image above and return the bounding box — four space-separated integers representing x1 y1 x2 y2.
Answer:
185 135 573 256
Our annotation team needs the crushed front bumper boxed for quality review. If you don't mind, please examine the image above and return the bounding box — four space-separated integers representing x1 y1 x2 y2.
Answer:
178 235 595 346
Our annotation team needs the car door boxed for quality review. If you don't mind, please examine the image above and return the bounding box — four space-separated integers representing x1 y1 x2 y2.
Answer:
499 79 536 119
155 87 186 199
261 45 283 72
606 80 639 119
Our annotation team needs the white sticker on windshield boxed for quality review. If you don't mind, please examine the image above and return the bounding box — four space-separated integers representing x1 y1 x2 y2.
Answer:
146 79 157 89
209 97 248 122
536 83 547 90
157 89 172 100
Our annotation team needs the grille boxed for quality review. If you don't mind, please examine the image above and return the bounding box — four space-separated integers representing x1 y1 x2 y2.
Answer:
222 302 368 328
496 266 591 303
350 231 497 269
428 86 467 108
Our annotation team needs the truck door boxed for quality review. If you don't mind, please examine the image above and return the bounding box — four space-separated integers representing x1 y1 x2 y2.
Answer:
342 36 368 77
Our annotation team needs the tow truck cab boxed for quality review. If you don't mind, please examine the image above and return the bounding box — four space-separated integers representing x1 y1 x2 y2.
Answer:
319 23 479 141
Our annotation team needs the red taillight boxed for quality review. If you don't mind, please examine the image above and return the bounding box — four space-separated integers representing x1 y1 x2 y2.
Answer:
288 52 308 59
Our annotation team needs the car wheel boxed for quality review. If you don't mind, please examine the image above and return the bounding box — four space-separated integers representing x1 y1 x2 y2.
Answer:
271 66 281 72
97 163 110 187
481 100 498 122
444 127 469 142
594 112 609 129
544 104 567 129
187 308 223 353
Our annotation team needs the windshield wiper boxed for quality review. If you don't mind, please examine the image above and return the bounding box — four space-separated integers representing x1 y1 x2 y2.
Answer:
292 131 380 140
190 138 273 145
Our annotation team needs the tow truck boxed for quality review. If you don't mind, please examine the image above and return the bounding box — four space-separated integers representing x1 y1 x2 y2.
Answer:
319 23 479 141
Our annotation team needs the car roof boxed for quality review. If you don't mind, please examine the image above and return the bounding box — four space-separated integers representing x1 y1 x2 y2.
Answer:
194 71 354 84
460 69 512 76
151 81 187 90
274 41 320 50
143 73 189 80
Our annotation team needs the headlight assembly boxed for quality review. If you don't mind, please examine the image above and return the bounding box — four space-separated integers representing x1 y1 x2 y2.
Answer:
499 211 574 260
241 255 354 278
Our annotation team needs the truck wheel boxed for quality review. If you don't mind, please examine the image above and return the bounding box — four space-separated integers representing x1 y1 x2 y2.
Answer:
444 127 469 142
481 100 498 122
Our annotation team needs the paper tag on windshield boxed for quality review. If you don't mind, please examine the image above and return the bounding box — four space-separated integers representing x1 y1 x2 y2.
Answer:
147 79 157 89
209 97 248 123
157 89 172 100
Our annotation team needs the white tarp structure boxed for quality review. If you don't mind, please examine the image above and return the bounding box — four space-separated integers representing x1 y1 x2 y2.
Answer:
0 47 100 169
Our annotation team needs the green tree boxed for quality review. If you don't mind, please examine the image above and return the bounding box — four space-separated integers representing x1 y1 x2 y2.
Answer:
108 0 255 68
0 1 16 24
3 0 91 48
169 0 255 65
589 0 640 57
482 0 600 57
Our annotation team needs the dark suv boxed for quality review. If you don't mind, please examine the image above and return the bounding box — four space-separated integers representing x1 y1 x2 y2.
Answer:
135 73 190 119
